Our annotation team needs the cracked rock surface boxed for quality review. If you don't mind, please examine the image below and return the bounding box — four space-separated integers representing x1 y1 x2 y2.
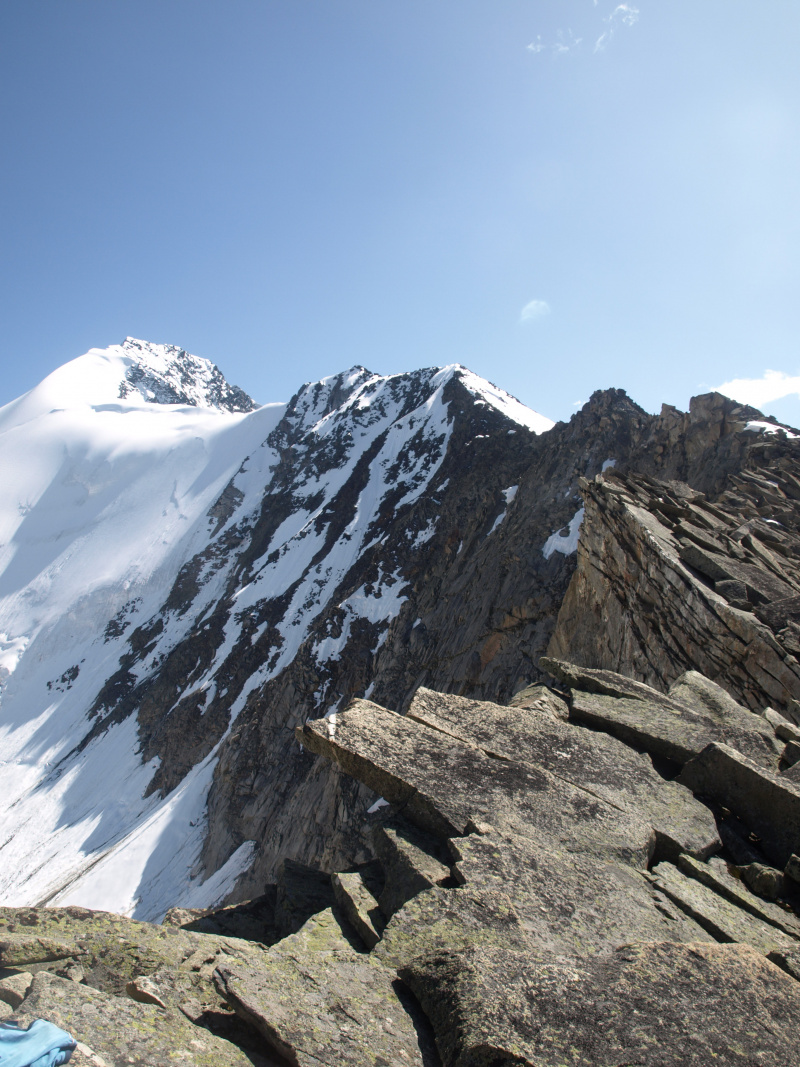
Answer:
5 666 800 1064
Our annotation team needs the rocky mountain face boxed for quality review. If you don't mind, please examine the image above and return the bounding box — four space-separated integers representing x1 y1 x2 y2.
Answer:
117 337 257 412
1 341 799 919
4 341 800 1063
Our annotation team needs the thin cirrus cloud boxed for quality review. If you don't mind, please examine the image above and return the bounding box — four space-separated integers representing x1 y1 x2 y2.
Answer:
714 370 800 408
527 3 638 57
520 299 551 323
595 4 640 53
527 30 582 56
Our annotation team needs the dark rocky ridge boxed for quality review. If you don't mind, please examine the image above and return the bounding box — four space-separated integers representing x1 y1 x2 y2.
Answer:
117 337 257 412
548 440 800 712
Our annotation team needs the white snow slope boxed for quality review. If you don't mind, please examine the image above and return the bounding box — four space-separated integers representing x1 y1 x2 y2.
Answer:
0 339 553 920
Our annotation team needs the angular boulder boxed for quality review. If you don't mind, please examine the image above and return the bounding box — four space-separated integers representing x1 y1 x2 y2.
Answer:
15 971 262 1067
214 907 438 1067
407 685 720 862
647 862 795 956
448 827 712 958
677 742 800 868
297 699 655 867
400 940 800 1067
542 657 781 769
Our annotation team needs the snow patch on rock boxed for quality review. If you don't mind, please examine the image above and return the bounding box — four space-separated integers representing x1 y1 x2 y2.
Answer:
543 507 585 559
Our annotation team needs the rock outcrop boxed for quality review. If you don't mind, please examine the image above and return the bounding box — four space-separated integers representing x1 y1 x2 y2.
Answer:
548 443 800 715
6 663 800 1063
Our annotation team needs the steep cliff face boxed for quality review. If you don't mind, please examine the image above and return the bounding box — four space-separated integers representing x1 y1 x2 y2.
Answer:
201 386 652 894
549 408 800 714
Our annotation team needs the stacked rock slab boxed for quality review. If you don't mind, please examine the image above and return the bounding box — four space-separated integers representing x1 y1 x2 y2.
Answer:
0 905 287 1065
4 664 800 1064
287 674 800 1066
406 685 721 863
548 463 800 715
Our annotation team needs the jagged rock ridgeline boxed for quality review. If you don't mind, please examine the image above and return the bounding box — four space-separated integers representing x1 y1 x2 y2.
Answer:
2 338 799 921
4 666 800 1064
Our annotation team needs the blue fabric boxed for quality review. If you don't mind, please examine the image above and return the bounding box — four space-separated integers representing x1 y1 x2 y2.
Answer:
0 1020 76 1067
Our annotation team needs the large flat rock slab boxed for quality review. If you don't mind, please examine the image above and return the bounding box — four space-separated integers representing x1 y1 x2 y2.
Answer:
541 657 690 707
648 862 796 956
542 657 782 769
568 688 781 769
769 945 800 983
215 907 438 1067
0 906 254 992
448 827 711 958
677 854 800 939
371 815 452 917
407 686 720 862
15 970 263 1067
297 699 655 867
677 742 800 868
0 934 78 966
375 885 531 970
401 940 800 1067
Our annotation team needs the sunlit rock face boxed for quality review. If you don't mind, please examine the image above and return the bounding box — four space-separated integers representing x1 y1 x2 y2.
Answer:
1 336 797 920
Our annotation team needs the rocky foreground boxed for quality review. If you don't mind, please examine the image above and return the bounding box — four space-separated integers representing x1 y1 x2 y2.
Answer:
3 658 800 1065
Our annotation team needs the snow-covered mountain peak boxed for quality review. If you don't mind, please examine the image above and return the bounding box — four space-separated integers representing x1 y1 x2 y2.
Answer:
281 362 554 446
451 365 555 435
0 340 257 434
0 340 559 920
281 366 377 435
117 338 257 412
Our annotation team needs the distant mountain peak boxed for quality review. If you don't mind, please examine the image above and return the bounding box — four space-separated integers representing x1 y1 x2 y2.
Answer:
118 338 257 413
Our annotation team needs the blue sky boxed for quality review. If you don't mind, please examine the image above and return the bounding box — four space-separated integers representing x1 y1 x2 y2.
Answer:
1 1 799 424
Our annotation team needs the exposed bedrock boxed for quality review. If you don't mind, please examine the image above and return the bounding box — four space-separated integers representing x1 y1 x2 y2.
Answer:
548 459 800 714
6 669 800 1065
203 391 800 891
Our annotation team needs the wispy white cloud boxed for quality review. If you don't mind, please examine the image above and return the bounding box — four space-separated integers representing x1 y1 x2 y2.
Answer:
614 4 640 27
527 28 582 57
554 29 583 54
714 370 800 408
528 4 639 59
520 299 551 323
594 3 640 52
